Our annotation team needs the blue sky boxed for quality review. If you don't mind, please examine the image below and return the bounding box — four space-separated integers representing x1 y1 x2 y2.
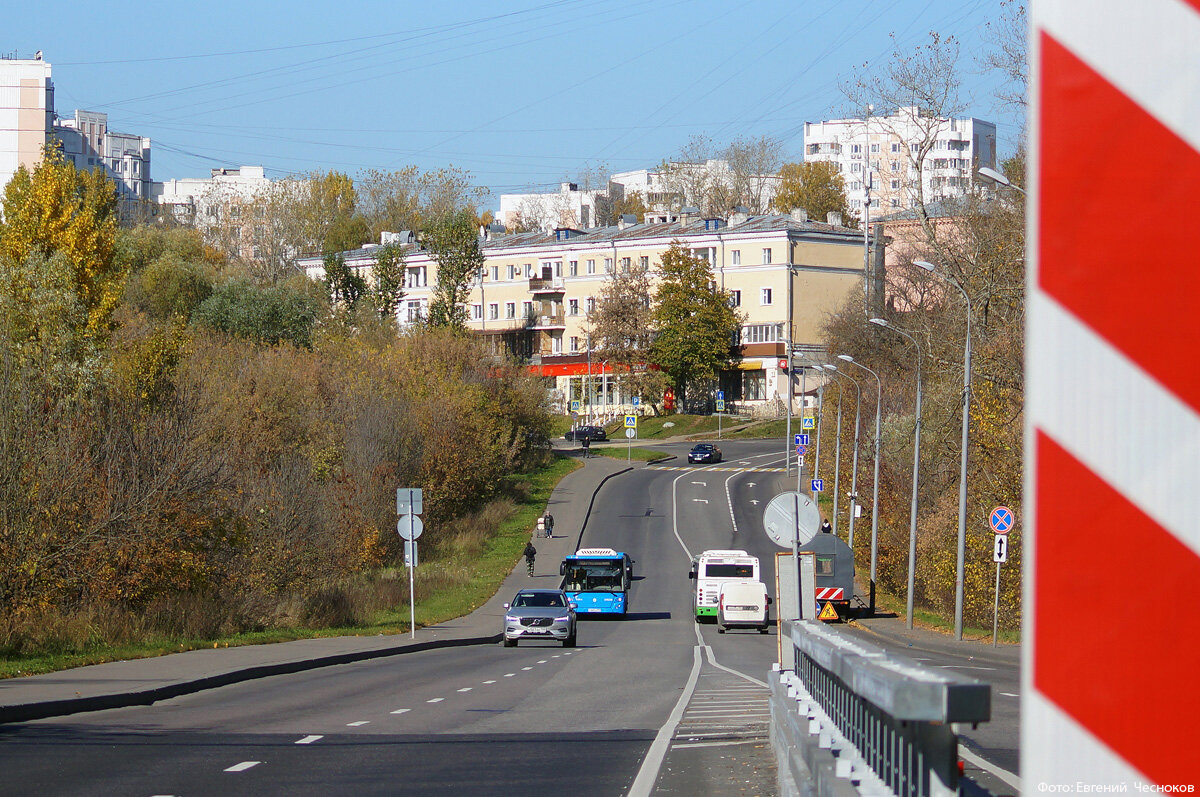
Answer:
9 0 1023 207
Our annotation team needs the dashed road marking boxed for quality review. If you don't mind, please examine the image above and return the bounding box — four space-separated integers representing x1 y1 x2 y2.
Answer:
426 698 444 703
295 735 323 745
504 673 515 677
346 721 370 727
224 762 260 773
537 659 547 664
1001 692 1020 697
390 709 410 715
649 466 786 472
457 687 473 692
483 680 496 684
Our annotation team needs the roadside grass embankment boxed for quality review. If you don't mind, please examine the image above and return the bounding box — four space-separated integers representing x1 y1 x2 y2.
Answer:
0 454 581 679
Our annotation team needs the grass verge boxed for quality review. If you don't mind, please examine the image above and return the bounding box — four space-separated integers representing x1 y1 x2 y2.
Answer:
865 587 1020 645
0 454 582 679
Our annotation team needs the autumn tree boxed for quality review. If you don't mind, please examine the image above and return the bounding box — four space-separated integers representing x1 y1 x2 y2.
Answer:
422 208 483 329
0 145 121 347
323 252 367 309
774 161 852 223
593 187 650 227
723 135 784 214
587 261 668 409
657 135 783 216
357 166 486 241
649 241 743 409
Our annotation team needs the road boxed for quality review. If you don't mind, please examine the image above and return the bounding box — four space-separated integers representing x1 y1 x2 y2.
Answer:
0 439 1020 795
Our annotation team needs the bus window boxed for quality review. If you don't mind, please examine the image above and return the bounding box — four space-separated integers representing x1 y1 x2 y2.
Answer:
705 563 755 578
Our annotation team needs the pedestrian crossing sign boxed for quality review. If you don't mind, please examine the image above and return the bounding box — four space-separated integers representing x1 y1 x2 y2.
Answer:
802 417 815 430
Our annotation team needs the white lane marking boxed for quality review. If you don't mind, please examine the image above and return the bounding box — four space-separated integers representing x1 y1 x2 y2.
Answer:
390 709 411 715
701 642 769 689
483 680 496 684
959 743 1022 791
537 659 547 664
295 735 323 745
690 481 707 486
724 471 741 534
938 665 997 671
1001 692 1020 697
551 655 560 658
426 698 444 703
504 673 515 677
346 721 370 727
627 632 704 797
668 450 785 562
224 762 260 773
749 499 759 504
521 666 533 671
457 687 473 692
692 498 709 503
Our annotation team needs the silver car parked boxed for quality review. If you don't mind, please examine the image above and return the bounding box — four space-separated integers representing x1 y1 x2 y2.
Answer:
503 589 577 647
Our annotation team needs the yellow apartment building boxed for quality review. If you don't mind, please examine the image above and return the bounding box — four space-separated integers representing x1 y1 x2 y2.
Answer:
300 209 869 416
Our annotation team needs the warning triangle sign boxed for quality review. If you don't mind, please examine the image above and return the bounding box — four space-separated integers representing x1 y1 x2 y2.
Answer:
818 601 838 622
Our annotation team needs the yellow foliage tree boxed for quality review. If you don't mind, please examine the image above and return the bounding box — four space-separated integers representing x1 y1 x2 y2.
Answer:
0 145 121 345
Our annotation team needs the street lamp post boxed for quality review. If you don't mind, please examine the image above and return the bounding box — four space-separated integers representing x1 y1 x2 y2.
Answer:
820 366 844 537
838 354 881 614
914 259 974 640
824 365 862 549
977 166 1026 195
871 318 924 630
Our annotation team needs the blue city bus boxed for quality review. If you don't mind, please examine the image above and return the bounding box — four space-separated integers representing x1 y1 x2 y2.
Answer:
559 547 634 616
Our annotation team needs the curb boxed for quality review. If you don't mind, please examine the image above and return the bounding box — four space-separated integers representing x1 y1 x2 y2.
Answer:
572 464 634 550
0 633 502 725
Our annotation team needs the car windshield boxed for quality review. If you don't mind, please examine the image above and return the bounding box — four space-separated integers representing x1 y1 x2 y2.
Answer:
561 561 624 592
693 445 713 451
512 592 565 608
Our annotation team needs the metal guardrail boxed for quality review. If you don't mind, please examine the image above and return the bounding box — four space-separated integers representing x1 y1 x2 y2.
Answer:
771 619 991 797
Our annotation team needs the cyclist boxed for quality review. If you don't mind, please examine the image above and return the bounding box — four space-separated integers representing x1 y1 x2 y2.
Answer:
523 540 537 576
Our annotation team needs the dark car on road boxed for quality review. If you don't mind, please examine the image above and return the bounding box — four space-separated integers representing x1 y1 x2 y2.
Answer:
688 442 723 464
503 589 577 647
564 425 607 442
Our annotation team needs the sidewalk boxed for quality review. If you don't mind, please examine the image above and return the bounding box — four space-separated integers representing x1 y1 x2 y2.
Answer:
0 452 635 725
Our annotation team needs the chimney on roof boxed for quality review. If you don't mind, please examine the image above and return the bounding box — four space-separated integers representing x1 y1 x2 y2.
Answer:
617 214 637 230
678 206 700 226
728 207 750 226
826 211 843 226
790 208 808 223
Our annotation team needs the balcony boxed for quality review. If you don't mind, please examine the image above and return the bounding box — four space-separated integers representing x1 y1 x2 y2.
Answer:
529 277 566 294
530 313 566 330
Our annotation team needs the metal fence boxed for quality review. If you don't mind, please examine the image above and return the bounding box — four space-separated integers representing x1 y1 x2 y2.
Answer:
771 619 991 797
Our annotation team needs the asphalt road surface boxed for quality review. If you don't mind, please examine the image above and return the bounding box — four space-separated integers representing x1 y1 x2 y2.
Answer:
0 439 1020 795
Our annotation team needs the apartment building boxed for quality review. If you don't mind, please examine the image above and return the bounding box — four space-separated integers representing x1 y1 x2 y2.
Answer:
55 109 151 201
300 209 866 415
803 107 997 221
0 54 54 191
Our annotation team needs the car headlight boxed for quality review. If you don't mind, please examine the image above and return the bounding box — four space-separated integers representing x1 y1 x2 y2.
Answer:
554 615 571 623
505 615 519 622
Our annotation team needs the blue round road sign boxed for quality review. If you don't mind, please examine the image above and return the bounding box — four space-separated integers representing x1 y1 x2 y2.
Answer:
989 506 1014 534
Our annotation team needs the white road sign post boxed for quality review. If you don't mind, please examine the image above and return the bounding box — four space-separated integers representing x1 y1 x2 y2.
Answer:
624 414 637 461
764 491 822 621
989 506 1011 649
397 487 424 638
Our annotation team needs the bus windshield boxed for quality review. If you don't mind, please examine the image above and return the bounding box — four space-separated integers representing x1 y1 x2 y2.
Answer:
562 561 624 592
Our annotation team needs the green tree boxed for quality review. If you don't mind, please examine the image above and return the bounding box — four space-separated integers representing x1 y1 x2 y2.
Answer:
774 161 852 223
371 242 407 319
649 241 743 408
323 252 367 309
0 145 121 344
422 209 483 329
192 278 322 348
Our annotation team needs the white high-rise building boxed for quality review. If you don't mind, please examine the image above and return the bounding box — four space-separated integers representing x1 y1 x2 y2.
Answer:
0 54 54 191
803 107 997 220
55 110 151 201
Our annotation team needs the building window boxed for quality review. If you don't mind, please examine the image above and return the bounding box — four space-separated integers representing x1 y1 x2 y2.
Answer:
570 336 579 353
732 250 741 265
554 261 562 277
569 260 578 276
729 290 741 307
586 297 596 314
505 302 516 319
587 259 596 274
569 298 579 315
604 258 613 273
621 257 631 272
743 370 767 401
524 264 532 277
488 303 499 320
523 301 533 318
406 300 423 323
890 198 900 208
490 266 498 281
890 160 900 171
761 248 772 265
760 288 773 305
742 323 782 343
850 162 862 173
850 144 861 154
891 179 900 189
891 143 900 153
507 265 516 280
471 304 481 320
870 143 880 153
639 256 649 270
